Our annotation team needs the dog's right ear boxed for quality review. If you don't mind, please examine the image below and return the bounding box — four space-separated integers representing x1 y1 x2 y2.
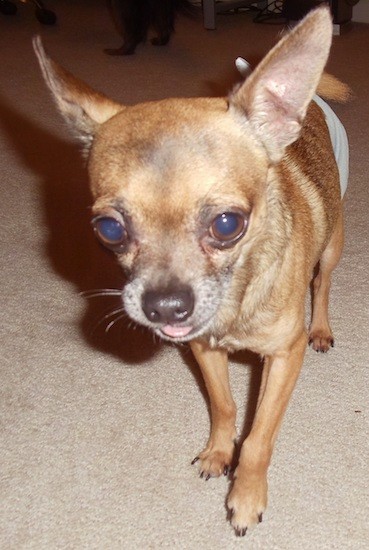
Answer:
33 36 123 149
229 7 333 163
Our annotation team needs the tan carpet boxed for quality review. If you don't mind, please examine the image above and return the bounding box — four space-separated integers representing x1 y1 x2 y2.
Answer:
1 1 368 548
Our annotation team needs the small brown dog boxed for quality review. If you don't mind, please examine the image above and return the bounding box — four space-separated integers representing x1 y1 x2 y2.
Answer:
33 7 349 535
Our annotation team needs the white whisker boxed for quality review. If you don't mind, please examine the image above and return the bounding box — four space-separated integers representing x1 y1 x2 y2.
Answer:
88 306 126 336
105 313 127 333
80 288 122 299
80 288 153 339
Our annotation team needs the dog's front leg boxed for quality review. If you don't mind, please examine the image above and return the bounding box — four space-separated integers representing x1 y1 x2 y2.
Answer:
190 339 237 479
228 331 307 535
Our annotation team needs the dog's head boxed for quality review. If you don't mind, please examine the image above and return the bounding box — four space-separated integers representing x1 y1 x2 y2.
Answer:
34 8 333 343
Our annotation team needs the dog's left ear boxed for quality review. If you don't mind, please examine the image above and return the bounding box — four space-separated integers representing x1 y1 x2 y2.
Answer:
230 7 333 162
33 36 123 149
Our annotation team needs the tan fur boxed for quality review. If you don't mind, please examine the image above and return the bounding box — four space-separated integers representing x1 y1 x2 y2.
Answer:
33 7 349 536
318 72 352 102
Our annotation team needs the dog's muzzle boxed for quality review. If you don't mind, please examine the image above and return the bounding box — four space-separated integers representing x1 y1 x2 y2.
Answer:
142 286 194 338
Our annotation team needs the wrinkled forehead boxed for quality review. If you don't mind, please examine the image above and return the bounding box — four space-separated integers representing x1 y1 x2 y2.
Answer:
88 97 265 211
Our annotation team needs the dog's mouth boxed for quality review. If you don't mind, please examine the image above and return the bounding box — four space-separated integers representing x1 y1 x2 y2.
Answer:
157 318 216 342
160 324 194 339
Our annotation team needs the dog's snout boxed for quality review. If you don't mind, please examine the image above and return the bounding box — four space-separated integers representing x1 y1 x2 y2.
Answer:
142 287 194 325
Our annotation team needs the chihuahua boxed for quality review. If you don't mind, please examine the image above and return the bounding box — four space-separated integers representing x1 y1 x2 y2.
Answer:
33 7 350 535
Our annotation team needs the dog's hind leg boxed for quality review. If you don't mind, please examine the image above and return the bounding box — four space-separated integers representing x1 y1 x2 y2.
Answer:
309 208 344 352
190 339 237 479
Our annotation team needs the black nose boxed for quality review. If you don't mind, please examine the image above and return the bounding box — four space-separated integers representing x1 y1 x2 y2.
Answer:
142 287 194 325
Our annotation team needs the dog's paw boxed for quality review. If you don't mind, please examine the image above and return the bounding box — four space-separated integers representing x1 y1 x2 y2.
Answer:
191 442 235 479
308 329 334 353
227 471 267 536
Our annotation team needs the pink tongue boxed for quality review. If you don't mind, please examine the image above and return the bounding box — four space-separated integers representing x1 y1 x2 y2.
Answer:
161 325 193 338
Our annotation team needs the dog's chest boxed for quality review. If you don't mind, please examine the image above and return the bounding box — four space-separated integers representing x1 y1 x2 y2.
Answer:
211 306 299 356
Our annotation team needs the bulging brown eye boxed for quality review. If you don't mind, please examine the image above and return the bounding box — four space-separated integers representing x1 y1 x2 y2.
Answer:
209 211 248 247
92 213 128 253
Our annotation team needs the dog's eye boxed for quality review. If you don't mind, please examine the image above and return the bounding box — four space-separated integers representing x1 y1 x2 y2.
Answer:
209 212 247 247
92 215 128 252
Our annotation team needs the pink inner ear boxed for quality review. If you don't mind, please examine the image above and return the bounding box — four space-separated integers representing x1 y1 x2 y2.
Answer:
263 83 304 121
268 80 288 100
262 59 312 113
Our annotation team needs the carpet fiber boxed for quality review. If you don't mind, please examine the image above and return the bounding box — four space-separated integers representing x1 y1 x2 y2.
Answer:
1 1 368 548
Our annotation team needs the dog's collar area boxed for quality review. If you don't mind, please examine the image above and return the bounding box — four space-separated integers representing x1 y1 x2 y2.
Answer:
312 95 349 198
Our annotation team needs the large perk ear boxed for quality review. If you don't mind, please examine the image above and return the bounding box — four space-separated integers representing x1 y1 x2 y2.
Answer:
33 36 123 148
229 7 333 163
